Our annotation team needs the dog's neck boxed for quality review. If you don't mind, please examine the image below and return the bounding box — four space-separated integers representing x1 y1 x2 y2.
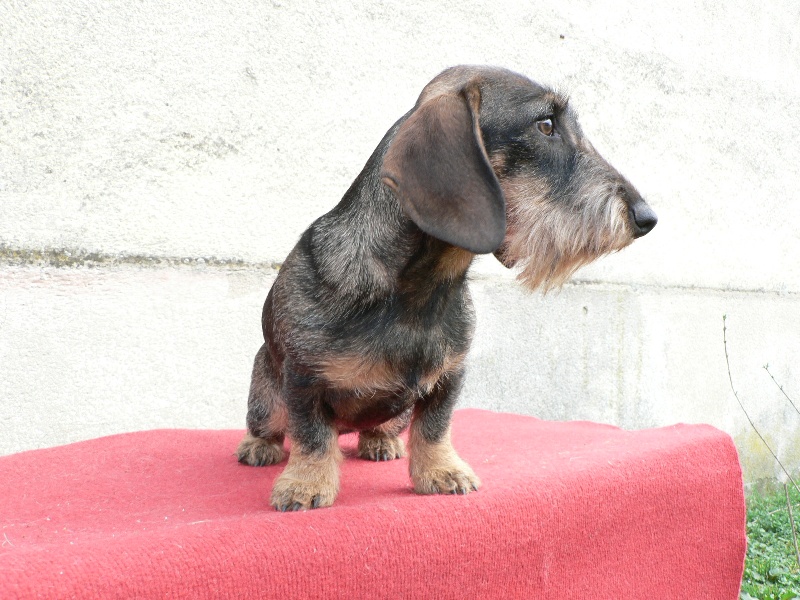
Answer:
312 153 475 306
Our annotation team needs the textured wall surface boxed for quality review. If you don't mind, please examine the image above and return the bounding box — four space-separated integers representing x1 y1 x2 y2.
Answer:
2 1 799 482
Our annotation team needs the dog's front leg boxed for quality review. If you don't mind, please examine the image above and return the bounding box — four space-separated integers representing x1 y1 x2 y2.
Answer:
270 370 342 511
408 371 481 495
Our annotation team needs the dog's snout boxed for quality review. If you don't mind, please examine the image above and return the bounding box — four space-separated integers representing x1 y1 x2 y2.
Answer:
616 182 656 238
628 202 658 238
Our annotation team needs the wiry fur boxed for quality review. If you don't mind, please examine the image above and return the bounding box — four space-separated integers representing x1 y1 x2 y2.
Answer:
236 65 656 511
499 158 632 291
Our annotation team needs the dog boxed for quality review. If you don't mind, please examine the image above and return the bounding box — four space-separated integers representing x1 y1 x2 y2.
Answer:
236 65 657 511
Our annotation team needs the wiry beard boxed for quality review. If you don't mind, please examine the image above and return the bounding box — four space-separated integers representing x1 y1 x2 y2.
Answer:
498 159 633 292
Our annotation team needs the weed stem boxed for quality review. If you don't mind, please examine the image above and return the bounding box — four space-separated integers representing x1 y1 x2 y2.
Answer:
786 483 800 569
723 315 800 496
764 364 800 418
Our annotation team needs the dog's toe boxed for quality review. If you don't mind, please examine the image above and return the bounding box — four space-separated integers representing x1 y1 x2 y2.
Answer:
412 461 481 496
270 473 337 511
357 434 406 462
237 434 285 467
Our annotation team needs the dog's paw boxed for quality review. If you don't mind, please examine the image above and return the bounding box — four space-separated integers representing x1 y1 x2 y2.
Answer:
270 474 338 512
412 459 481 495
357 433 406 462
237 434 285 466
269 449 341 511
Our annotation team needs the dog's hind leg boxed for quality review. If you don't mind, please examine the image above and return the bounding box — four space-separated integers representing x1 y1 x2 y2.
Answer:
236 343 287 466
357 409 411 461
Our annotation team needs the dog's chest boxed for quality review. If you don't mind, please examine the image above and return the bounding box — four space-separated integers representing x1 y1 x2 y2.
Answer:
317 340 465 395
315 308 469 430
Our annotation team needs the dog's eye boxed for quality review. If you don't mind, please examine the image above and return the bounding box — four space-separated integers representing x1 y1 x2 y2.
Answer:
536 118 555 136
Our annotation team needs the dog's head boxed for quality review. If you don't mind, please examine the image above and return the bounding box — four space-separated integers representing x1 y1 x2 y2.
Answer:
380 65 657 291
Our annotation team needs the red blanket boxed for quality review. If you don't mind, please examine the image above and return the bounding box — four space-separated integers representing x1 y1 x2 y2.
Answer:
0 409 745 599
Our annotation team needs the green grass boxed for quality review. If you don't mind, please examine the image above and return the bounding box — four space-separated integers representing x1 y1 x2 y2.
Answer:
742 484 800 599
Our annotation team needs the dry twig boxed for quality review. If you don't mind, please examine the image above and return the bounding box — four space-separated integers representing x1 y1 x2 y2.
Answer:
723 315 800 496
764 364 800 418
786 483 800 569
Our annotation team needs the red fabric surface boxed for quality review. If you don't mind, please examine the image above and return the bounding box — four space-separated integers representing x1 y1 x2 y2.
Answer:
0 409 745 599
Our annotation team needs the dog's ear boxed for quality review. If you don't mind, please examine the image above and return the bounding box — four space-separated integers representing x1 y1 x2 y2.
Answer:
380 84 506 254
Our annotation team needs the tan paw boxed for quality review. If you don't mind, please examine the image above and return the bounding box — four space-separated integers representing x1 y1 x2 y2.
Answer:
270 472 338 512
412 460 481 495
408 424 480 495
357 433 406 462
269 447 341 511
237 433 285 466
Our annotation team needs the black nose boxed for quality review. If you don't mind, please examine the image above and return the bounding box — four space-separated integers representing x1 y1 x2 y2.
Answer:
628 202 658 238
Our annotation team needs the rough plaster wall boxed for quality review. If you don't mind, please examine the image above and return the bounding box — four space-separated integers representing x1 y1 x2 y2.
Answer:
1 1 799 482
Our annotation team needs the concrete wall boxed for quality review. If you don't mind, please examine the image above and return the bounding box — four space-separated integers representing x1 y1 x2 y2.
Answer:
2 1 799 483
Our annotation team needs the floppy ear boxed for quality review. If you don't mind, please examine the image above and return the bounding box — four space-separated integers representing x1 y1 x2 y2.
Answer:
380 84 506 254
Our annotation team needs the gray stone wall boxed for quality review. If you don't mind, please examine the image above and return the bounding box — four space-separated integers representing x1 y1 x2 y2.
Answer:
2 1 799 482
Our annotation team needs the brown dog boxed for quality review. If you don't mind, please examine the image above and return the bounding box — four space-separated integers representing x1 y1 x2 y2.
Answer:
237 66 657 511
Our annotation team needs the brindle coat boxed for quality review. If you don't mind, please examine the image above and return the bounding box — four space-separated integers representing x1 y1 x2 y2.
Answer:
237 66 657 511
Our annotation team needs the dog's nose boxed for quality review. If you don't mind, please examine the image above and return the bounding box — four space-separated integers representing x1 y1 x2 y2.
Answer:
628 202 658 238
615 178 657 238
